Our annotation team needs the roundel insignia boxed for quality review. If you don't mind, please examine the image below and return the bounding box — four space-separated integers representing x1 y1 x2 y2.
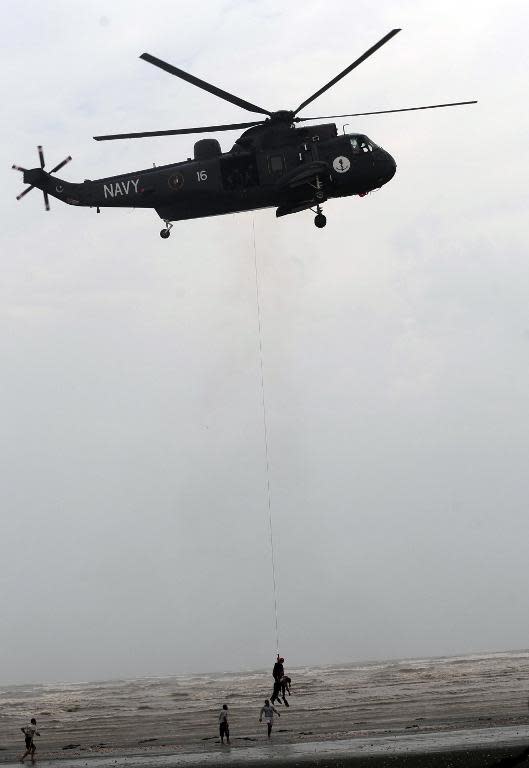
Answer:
55 184 64 193
168 172 184 191
332 156 351 173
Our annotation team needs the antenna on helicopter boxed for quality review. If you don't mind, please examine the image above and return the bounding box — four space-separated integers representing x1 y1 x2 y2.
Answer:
12 146 72 210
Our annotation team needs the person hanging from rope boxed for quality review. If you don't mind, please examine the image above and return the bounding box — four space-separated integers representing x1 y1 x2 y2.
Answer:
273 654 284 681
273 674 291 707
280 675 292 707
271 655 284 705
259 699 280 738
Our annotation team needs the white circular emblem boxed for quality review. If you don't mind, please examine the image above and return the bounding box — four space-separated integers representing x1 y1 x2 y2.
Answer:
332 156 351 173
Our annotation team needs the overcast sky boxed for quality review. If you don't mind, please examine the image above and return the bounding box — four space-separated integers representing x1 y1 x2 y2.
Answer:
1 0 529 685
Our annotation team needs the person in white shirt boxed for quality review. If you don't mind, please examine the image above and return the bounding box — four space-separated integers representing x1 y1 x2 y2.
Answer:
218 704 230 745
20 718 40 763
259 699 280 738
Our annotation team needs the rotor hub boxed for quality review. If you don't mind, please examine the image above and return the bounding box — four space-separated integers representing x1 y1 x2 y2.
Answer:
270 110 295 125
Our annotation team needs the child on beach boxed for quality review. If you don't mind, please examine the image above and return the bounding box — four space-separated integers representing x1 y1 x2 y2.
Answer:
259 699 280 738
20 718 40 763
218 704 230 745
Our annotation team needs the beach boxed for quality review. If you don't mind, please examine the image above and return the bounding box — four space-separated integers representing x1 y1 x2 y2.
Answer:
1 650 528 766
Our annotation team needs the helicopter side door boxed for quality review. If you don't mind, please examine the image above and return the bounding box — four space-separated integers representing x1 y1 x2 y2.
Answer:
257 145 303 186
263 152 286 183
261 135 327 187
219 152 259 193
297 138 318 165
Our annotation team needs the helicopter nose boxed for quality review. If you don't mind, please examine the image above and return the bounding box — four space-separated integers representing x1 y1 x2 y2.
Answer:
383 151 397 181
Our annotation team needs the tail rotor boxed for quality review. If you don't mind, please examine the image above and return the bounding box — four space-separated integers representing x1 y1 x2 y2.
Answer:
12 146 72 211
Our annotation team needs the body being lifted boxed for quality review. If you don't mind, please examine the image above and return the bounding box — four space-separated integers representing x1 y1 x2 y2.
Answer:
13 29 476 237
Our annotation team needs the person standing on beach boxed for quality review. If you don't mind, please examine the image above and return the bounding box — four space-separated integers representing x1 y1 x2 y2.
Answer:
259 699 280 738
218 704 230 745
20 718 40 763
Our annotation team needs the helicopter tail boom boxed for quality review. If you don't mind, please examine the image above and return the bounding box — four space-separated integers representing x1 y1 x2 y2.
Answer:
21 167 87 208
15 148 148 210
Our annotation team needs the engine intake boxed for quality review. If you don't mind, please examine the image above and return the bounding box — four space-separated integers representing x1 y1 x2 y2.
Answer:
194 139 221 160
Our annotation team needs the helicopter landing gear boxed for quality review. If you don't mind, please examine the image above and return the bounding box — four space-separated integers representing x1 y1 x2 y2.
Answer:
160 221 173 239
313 204 327 228
309 174 327 228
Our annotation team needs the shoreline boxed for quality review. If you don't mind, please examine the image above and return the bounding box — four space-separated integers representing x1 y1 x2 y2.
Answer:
3 653 529 767
2 727 529 768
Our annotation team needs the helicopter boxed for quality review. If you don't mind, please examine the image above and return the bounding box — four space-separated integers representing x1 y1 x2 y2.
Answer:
13 29 476 237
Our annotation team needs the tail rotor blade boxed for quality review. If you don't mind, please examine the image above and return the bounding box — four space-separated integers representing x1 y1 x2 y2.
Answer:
14 147 71 207
50 155 72 173
16 185 35 201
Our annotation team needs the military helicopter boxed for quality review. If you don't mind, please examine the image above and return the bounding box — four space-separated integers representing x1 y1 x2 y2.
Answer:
13 29 476 237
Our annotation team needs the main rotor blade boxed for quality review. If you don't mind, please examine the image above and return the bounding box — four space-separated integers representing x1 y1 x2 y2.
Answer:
140 53 272 117
38 145 45 168
50 155 72 174
43 190 50 211
295 29 401 115
16 185 35 201
94 120 264 141
297 100 478 121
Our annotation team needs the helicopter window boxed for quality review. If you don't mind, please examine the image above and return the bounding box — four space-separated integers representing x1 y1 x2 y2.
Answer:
220 154 258 191
268 155 285 175
360 138 371 152
350 136 373 153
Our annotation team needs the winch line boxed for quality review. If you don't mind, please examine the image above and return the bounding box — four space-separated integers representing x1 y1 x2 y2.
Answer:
252 218 280 655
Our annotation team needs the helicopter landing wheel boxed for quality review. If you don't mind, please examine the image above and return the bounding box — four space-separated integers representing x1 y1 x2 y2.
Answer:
160 220 173 239
312 203 326 229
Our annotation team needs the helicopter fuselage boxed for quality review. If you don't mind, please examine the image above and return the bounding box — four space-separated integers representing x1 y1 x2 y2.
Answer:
23 123 396 227
14 29 477 233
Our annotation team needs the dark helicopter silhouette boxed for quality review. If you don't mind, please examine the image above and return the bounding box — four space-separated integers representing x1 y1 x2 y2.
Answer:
13 29 476 237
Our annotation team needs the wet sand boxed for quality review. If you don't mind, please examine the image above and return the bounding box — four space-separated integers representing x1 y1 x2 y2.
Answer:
1 650 529 766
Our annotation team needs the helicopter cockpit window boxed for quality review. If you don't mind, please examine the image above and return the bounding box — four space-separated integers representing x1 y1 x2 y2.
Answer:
350 136 373 153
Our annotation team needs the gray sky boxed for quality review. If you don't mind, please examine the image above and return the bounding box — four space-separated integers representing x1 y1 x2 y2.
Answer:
2 0 529 685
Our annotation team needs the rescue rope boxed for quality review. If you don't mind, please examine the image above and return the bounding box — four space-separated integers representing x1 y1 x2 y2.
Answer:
252 217 280 654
